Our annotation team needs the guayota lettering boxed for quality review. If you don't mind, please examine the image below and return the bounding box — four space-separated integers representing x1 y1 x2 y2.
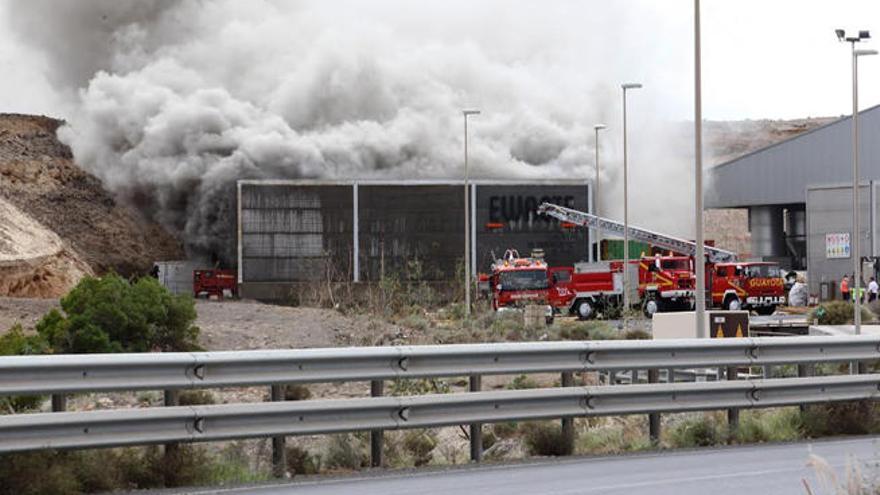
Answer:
747 278 783 288
488 195 576 222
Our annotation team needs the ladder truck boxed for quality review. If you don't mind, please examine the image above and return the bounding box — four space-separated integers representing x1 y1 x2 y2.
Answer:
537 203 786 317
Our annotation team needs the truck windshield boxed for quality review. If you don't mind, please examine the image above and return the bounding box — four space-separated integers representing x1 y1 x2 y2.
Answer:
660 259 690 270
743 265 781 278
500 270 549 290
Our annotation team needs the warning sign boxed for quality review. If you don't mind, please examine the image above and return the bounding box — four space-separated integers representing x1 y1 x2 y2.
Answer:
826 232 851 259
709 312 749 338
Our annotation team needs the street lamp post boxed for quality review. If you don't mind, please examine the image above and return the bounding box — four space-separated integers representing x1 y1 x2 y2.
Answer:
463 109 481 317
836 29 877 335
594 124 607 262
621 83 642 327
694 0 706 338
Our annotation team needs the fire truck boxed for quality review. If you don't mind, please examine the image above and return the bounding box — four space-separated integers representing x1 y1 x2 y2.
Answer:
488 249 555 324
537 203 786 317
193 269 237 299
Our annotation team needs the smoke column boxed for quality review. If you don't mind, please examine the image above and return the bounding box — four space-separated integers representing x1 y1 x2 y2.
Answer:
5 0 695 260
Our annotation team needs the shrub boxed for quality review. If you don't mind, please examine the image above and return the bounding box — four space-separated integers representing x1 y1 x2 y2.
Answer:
403 430 437 467
389 378 450 396
558 321 620 341
35 273 201 354
284 385 312 401
522 422 573 456
178 390 216 406
0 325 49 413
400 313 430 332
810 301 873 325
734 408 802 444
286 445 321 476
623 328 651 340
578 420 652 455
667 414 722 448
507 374 540 390
323 434 368 470
491 422 519 440
802 400 880 437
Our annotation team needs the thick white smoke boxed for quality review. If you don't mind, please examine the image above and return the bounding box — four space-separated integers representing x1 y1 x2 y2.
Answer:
5 0 694 259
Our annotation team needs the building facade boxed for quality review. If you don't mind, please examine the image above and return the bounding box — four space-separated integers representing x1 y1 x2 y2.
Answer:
237 179 591 298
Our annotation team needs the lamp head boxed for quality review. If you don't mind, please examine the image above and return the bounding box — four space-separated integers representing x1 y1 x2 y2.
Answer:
594 124 607 130
621 83 643 90
463 109 481 116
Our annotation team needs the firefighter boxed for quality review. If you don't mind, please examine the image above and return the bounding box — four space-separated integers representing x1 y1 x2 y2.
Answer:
840 276 850 302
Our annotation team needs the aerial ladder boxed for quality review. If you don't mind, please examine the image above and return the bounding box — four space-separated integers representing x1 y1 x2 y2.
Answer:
537 202 737 263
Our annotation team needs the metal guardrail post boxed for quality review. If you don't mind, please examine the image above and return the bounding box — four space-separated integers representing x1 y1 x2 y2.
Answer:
726 366 739 440
163 389 179 485
370 380 384 468
470 375 482 462
561 372 574 455
51 394 66 412
648 369 660 445
271 385 286 477
667 367 675 383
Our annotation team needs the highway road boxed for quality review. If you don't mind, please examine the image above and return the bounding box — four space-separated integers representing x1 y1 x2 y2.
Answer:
195 436 880 495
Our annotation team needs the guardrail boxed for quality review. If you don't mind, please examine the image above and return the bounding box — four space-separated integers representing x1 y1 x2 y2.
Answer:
1 336 879 475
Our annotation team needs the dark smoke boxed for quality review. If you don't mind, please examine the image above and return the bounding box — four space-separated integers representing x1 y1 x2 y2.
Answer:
6 0 695 260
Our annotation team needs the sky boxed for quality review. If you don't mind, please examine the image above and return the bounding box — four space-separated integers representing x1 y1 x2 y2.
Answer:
0 0 879 122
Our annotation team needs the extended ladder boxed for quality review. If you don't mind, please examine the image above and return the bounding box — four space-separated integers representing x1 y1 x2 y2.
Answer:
537 202 737 263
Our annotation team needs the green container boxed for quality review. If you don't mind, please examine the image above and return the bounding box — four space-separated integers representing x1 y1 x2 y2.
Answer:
600 239 651 261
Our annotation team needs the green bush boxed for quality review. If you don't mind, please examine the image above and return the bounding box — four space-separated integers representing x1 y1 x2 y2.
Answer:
810 301 873 325
558 321 619 341
623 328 651 340
0 325 49 413
734 409 802 444
286 445 321 476
35 273 200 354
506 374 540 390
323 434 368 470
284 385 312 401
802 400 880 437
403 431 437 467
578 421 652 455
667 415 722 448
522 422 573 456
177 390 216 406
493 421 519 439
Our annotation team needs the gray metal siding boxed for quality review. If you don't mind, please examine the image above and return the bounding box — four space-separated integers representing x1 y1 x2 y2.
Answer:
805 184 872 297
708 106 880 209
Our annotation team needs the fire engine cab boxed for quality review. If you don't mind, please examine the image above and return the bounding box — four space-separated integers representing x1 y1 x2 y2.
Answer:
489 250 554 324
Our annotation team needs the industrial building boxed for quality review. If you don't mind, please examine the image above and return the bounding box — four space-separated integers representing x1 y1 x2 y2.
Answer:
236 179 591 299
707 104 880 299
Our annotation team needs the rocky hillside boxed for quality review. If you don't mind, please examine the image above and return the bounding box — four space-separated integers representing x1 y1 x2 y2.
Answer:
0 114 181 297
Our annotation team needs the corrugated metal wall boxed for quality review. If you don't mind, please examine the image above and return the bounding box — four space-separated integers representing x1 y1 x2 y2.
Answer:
240 184 354 282
805 183 874 298
238 181 589 285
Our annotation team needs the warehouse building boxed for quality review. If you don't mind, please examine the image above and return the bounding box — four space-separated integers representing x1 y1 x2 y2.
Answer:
707 104 880 298
236 179 591 299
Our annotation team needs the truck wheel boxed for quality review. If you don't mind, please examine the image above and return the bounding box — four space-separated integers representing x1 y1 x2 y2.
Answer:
643 298 660 318
755 305 776 316
575 300 593 320
723 296 742 311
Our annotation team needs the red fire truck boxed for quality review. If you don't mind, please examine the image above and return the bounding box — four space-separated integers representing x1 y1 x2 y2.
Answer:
488 250 554 324
547 255 695 318
537 203 786 317
193 269 237 299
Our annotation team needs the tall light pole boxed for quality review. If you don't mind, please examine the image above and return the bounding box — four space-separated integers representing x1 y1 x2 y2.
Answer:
621 83 642 326
594 124 607 261
463 109 480 317
836 29 877 335
694 0 706 338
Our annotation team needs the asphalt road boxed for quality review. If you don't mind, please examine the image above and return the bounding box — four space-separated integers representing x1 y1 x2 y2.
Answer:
193 436 880 495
